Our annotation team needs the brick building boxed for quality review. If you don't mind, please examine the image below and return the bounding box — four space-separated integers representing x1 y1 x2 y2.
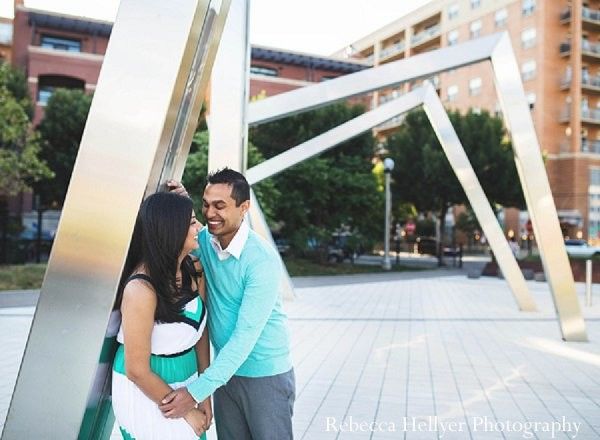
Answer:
336 0 600 244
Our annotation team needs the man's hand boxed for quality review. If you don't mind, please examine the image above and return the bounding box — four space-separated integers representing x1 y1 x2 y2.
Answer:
183 408 207 436
166 179 189 198
160 388 197 419
198 397 213 429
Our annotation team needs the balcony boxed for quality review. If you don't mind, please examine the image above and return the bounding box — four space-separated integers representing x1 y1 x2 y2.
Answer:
582 74 600 93
560 7 600 28
582 139 600 153
411 24 441 48
379 41 405 61
582 107 600 124
582 39 600 60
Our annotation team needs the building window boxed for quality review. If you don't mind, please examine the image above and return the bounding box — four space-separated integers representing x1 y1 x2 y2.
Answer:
494 102 502 118
250 65 278 77
495 8 508 27
447 85 459 102
471 0 481 9
447 30 459 46
473 107 482 114
470 20 482 39
448 3 459 20
522 0 536 16
37 74 85 105
526 92 536 109
469 77 482 96
521 60 536 81
0 23 12 45
521 28 536 49
40 35 81 52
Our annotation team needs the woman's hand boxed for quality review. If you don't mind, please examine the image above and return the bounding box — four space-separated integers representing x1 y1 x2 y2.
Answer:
198 397 213 429
184 408 207 437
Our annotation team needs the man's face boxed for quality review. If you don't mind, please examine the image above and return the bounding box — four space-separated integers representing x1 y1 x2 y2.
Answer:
202 183 249 240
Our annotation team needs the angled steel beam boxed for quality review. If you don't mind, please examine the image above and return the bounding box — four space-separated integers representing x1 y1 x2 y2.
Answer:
247 83 536 312
248 33 503 126
245 31 585 341
490 33 586 340
421 83 536 312
2 1 231 438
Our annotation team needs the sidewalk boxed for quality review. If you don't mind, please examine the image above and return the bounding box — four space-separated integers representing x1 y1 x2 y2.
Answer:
2 273 600 439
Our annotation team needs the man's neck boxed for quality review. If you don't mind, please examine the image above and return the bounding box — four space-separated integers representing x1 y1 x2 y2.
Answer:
217 224 241 250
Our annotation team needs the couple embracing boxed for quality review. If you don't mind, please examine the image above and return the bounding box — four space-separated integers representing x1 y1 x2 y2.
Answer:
111 168 295 439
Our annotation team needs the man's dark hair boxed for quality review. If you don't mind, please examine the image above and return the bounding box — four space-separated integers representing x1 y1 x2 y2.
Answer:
207 167 250 206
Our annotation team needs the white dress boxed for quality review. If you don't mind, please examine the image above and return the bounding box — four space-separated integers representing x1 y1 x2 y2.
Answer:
112 274 207 440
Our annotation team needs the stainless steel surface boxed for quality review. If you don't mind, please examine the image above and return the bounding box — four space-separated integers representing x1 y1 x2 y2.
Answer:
491 33 587 340
208 0 251 173
1 0 230 438
246 90 425 184
421 83 536 311
248 33 504 126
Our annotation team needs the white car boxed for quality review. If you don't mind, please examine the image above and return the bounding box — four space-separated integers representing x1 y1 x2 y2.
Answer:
564 239 600 258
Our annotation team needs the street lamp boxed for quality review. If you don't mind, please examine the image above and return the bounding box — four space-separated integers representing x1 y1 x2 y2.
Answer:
382 157 395 270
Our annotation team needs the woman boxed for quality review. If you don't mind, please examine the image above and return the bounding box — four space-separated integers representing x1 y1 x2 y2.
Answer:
112 192 211 439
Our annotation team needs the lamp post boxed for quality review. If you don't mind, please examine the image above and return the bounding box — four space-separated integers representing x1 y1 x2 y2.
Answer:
382 157 395 270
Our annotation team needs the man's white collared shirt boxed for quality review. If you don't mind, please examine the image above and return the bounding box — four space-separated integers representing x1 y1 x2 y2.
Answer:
209 220 249 261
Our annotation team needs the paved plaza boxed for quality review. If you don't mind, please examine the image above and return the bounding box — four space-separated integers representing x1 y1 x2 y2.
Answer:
1 271 600 439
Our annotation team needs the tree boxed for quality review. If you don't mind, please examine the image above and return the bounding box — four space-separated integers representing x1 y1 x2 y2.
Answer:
386 108 525 263
182 130 280 224
249 102 383 257
0 63 53 262
36 88 92 207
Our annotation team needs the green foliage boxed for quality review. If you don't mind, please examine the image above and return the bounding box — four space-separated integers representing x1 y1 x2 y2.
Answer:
0 66 53 198
249 102 383 254
0 63 33 117
386 108 525 247
36 88 92 207
182 130 280 223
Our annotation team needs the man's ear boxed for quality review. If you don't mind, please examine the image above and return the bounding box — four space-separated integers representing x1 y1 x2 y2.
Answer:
240 200 251 215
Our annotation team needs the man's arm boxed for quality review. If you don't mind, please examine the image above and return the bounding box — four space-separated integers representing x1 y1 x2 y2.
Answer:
160 254 281 417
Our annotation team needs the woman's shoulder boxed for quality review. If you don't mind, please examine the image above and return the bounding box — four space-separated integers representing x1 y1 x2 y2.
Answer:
122 272 157 304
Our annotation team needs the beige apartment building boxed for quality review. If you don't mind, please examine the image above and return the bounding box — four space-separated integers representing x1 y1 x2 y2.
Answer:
335 0 600 243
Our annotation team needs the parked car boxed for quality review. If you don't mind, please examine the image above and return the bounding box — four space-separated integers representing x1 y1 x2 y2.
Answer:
327 232 355 263
564 239 600 258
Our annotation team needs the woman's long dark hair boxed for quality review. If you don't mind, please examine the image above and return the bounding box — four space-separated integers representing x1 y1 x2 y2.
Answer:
115 192 197 322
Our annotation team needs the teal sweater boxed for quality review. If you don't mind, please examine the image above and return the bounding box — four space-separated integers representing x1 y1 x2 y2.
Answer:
187 227 292 402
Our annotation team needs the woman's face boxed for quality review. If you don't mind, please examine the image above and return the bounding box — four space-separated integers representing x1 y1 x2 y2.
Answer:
182 210 201 255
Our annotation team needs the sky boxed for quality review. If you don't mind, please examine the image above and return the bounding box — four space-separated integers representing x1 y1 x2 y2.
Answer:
0 0 432 56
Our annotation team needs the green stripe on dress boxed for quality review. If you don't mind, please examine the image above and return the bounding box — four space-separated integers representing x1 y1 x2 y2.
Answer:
113 344 197 384
119 425 206 440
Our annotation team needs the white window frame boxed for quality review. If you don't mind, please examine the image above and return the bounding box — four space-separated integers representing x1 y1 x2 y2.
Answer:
522 0 536 17
469 77 482 96
521 28 537 49
447 84 459 101
471 0 481 9
495 8 508 28
470 20 482 39
447 30 459 46
521 60 537 81
448 3 459 20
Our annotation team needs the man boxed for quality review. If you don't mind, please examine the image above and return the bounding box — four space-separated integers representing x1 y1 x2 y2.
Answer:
162 168 295 439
